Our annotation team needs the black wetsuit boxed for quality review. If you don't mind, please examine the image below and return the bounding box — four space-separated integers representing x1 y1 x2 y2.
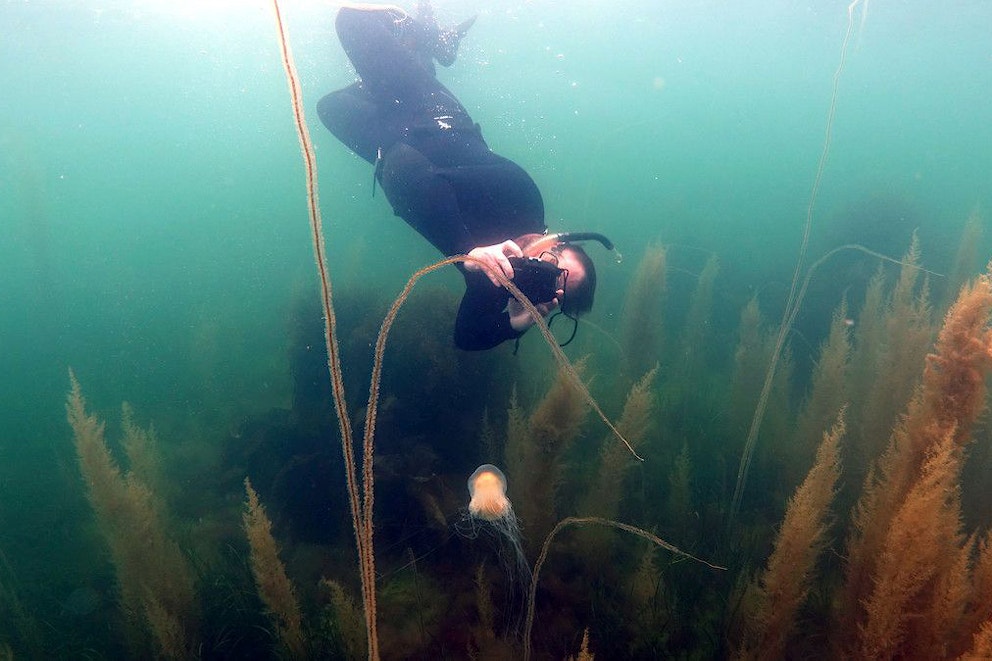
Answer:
317 7 545 351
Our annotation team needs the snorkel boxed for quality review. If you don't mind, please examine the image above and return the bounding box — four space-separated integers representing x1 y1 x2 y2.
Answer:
527 231 622 263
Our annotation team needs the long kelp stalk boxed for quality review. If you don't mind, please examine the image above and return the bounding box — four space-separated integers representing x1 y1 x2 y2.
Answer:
523 516 725 661
268 2 378 658
729 0 867 525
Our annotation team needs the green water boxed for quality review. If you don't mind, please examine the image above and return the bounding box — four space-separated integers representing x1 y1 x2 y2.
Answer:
2 0 991 658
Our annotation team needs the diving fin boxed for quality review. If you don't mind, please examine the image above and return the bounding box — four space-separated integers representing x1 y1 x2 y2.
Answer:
434 15 476 67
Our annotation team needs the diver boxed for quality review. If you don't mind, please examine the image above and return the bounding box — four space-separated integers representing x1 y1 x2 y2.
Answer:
318 2 615 350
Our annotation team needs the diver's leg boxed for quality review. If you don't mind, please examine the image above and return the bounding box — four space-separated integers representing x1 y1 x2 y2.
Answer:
316 83 380 164
412 1 476 67
335 6 438 104
428 155 546 247
377 142 475 256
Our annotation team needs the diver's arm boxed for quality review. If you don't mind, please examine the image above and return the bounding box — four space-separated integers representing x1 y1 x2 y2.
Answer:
507 295 559 332
454 273 524 351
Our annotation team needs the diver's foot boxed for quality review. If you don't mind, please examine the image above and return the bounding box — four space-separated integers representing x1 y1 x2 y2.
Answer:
433 15 476 67
414 0 437 24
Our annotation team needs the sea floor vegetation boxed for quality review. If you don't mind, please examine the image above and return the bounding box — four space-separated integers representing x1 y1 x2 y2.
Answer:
3 216 991 659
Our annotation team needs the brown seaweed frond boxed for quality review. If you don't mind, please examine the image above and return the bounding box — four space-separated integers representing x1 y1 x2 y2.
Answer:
846 265 887 467
620 243 667 381
566 628 594 661
66 371 197 659
960 619 992 661
946 207 984 306
320 579 367 661
959 533 992 651
675 254 719 383
918 274 992 449
506 362 590 548
737 409 845 660
121 401 163 496
666 443 694 537
857 428 965 660
243 478 305 659
729 296 767 437
855 236 935 465
841 266 992 654
0 548 42 657
582 367 657 520
789 300 850 487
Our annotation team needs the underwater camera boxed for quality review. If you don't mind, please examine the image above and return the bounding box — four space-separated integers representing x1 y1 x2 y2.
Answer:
507 256 564 304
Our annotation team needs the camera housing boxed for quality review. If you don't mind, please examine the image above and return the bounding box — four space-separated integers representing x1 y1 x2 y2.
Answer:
507 256 563 304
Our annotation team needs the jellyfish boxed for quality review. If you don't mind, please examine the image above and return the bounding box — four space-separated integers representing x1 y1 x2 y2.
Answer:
459 464 532 609
468 463 511 521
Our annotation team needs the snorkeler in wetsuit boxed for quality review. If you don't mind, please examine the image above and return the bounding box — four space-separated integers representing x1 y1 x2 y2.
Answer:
318 3 605 350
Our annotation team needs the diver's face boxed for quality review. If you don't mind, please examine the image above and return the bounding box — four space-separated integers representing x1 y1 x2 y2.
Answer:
522 241 587 303
555 247 587 290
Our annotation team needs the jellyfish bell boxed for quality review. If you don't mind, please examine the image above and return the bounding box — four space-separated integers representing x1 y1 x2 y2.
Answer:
468 463 510 522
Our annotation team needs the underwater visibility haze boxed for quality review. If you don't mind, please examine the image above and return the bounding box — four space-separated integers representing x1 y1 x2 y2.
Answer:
2 0 992 658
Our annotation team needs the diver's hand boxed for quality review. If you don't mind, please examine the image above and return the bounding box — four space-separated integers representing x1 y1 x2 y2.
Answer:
507 291 562 332
465 241 523 287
